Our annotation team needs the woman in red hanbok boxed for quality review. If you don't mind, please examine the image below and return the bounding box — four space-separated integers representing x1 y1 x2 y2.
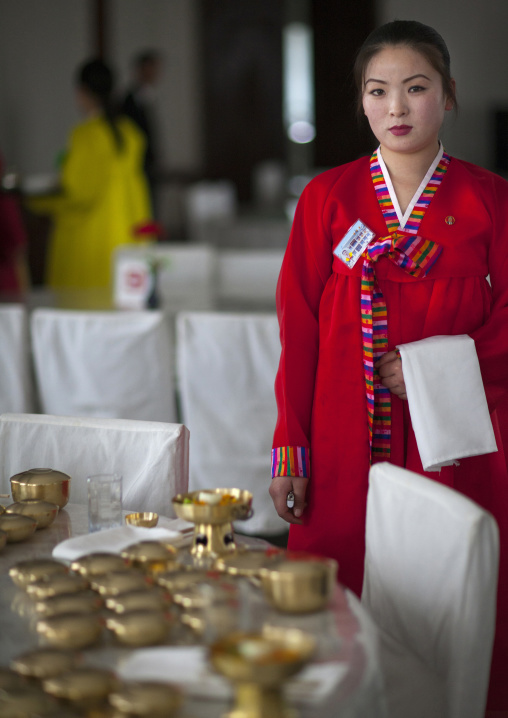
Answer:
270 20 508 714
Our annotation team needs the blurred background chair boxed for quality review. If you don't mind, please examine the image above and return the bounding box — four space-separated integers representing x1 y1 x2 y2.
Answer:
362 462 499 718
176 311 287 537
31 308 177 422
216 249 284 311
0 304 34 413
0 413 189 516
113 243 218 313
184 180 237 244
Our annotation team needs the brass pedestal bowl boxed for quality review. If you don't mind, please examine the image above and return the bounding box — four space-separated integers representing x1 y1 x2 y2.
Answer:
210 628 315 718
173 488 253 559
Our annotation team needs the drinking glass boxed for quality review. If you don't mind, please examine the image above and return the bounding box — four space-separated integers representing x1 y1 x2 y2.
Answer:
87 473 123 533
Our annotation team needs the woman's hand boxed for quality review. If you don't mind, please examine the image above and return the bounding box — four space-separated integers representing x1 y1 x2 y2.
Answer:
269 475 308 525
375 350 407 400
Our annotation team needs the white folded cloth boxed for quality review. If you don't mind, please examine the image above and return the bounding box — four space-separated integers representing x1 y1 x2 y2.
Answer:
118 646 348 705
397 335 497 471
52 517 193 561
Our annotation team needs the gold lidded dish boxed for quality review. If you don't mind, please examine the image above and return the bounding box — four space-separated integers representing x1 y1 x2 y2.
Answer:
260 554 338 614
6 499 59 529
11 647 81 680
10 467 71 508
154 568 211 593
105 609 174 647
43 667 118 709
26 572 89 600
90 570 151 597
9 557 68 589
121 540 180 574
35 589 103 618
125 512 159 528
0 512 37 542
109 680 183 717
216 547 285 578
71 552 128 578
105 587 172 614
37 611 103 649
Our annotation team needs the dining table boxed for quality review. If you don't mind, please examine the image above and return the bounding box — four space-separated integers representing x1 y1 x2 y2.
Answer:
0 503 387 718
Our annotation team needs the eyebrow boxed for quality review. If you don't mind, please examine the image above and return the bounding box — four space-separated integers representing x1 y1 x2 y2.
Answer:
364 73 431 86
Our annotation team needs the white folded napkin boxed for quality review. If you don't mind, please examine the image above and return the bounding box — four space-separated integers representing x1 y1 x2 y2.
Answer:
52 517 193 562
118 646 348 705
397 335 497 472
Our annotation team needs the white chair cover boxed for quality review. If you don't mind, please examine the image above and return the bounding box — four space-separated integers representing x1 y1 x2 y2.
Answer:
362 462 499 718
217 249 284 310
30 309 177 422
176 312 287 535
113 243 218 313
0 413 189 516
0 305 34 413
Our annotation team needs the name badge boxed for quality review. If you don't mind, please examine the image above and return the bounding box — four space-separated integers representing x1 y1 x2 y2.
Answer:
333 219 375 269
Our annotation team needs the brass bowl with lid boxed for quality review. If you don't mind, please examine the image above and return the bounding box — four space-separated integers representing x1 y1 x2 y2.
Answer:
90 570 152 597
11 647 81 680
43 667 118 710
105 587 172 614
6 499 59 529
71 552 128 578
26 572 89 600
37 612 103 649
109 680 182 717
105 609 174 647
35 589 103 618
10 468 71 508
0 512 37 542
9 558 68 589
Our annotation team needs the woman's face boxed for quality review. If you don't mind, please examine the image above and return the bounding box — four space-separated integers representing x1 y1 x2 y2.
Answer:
362 45 454 158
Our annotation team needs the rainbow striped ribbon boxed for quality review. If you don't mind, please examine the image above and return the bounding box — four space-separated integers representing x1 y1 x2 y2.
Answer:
271 446 310 478
364 148 450 462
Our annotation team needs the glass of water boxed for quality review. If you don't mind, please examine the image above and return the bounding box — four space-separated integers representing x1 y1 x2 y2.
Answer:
87 473 123 533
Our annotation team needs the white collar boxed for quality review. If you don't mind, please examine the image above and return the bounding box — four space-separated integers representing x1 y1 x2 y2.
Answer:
376 143 444 229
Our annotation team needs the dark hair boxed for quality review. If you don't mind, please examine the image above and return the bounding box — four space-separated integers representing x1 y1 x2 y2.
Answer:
353 20 457 118
77 59 124 151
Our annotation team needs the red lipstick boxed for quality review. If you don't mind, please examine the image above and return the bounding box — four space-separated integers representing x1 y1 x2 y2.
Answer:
389 125 412 136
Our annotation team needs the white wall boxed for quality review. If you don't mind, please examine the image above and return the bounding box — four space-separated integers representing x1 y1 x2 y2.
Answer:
377 0 508 168
0 0 203 177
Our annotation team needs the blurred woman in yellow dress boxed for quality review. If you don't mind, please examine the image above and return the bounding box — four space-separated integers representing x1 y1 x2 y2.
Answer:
29 59 152 305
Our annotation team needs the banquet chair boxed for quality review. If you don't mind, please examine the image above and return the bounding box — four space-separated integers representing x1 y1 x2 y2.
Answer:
0 304 34 413
0 413 189 516
113 243 218 313
216 249 284 311
176 312 287 536
30 308 177 423
362 462 499 718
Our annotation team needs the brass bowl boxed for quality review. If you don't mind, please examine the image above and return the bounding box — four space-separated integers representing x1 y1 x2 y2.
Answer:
109 680 182 717
6 499 59 529
26 573 89 600
36 612 103 649
43 667 118 709
105 587 172 614
172 488 253 525
90 570 152 597
105 609 174 647
210 628 315 680
10 467 71 508
154 569 210 593
260 556 338 613
121 540 180 574
125 512 159 528
11 648 81 680
0 512 37 542
0 529 6 552
35 590 104 618
9 558 68 589
71 552 128 577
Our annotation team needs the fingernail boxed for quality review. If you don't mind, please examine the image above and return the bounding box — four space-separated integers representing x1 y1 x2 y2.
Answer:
294 508 302 517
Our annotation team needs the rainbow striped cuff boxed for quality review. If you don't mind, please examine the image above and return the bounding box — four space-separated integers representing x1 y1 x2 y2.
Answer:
271 446 310 479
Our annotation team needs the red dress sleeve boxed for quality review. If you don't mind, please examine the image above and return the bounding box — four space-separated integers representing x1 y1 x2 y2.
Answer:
470 173 508 411
272 173 337 478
